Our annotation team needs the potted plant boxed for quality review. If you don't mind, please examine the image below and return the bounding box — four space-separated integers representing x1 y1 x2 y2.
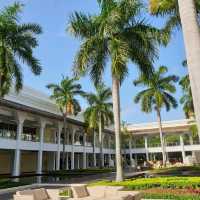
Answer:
59 188 72 200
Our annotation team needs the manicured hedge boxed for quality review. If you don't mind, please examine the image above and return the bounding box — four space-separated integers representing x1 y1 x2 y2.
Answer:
90 177 200 190
0 180 28 189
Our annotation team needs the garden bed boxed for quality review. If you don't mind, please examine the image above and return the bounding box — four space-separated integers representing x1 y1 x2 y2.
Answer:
90 177 200 199
149 166 200 176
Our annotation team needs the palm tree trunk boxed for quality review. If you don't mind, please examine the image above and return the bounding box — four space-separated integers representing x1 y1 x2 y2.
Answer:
178 0 200 140
99 115 104 169
93 129 96 167
62 114 67 169
112 75 123 182
156 107 166 166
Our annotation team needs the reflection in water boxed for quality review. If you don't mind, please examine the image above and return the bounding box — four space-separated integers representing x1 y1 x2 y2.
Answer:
9 175 71 185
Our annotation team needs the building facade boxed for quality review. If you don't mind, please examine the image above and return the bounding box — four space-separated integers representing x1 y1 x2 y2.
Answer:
0 87 199 176
0 87 115 176
124 120 200 166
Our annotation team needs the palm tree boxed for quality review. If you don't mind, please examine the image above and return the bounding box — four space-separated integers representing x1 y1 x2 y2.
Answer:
179 61 194 119
47 76 84 169
149 0 200 139
0 2 42 97
84 83 113 168
68 0 167 181
134 66 179 165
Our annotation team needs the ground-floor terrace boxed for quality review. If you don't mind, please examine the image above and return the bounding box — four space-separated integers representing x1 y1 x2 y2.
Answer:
0 121 200 176
0 100 116 176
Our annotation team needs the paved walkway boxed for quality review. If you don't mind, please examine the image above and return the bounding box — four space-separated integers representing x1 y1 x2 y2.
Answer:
0 171 147 200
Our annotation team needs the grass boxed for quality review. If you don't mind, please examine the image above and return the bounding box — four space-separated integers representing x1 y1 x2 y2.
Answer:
0 179 29 189
143 192 200 200
89 176 200 199
90 177 200 189
149 166 200 176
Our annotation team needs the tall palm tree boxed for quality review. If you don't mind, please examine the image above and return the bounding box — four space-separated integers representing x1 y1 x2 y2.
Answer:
47 76 84 169
149 0 200 139
0 2 42 97
179 61 194 119
84 83 113 168
134 66 179 165
68 0 167 181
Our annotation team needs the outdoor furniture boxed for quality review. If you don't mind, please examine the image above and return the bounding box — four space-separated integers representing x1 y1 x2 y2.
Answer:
13 188 59 200
13 184 141 200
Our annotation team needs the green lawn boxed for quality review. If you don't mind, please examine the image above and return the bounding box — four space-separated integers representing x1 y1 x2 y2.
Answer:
89 177 200 199
149 166 200 176
0 180 29 189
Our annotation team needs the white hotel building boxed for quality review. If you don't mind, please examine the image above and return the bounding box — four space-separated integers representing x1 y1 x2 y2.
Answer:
0 87 199 177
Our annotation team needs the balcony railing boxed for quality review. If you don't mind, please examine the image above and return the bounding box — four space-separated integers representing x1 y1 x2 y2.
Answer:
21 133 39 142
148 143 161 148
166 142 180 146
0 130 16 139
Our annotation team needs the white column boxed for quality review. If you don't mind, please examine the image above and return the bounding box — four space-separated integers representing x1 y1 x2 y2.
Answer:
71 130 75 170
144 136 149 161
83 133 87 169
189 134 194 145
56 123 62 170
65 152 69 170
180 135 186 164
101 134 104 168
37 120 46 174
189 134 196 158
93 131 97 167
13 115 25 177
129 140 132 166
108 135 112 167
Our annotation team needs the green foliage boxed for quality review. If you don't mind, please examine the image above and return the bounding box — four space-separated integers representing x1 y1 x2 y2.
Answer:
165 134 179 144
179 61 195 119
135 137 145 148
90 177 200 190
149 0 200 33
0 2 42 97
68 0 169 85
148 135 161 147
150 166 200 176
59 188 72 197
134 66 179 113
47 76 84 116
0 179 28 189
143 192 200 200
84 83 113 130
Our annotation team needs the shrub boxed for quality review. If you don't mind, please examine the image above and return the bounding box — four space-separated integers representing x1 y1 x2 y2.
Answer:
89 177 200 190
143 193 200 200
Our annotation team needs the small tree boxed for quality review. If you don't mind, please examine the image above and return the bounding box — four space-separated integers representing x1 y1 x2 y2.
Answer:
134 66 179 166
179 61 194 119
84 83 113 168
47 76 84 169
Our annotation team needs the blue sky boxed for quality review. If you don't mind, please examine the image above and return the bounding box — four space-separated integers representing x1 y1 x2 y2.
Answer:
0 0 188 124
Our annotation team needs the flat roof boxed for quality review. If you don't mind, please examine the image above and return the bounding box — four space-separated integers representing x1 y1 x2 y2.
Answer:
127 119 195 135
